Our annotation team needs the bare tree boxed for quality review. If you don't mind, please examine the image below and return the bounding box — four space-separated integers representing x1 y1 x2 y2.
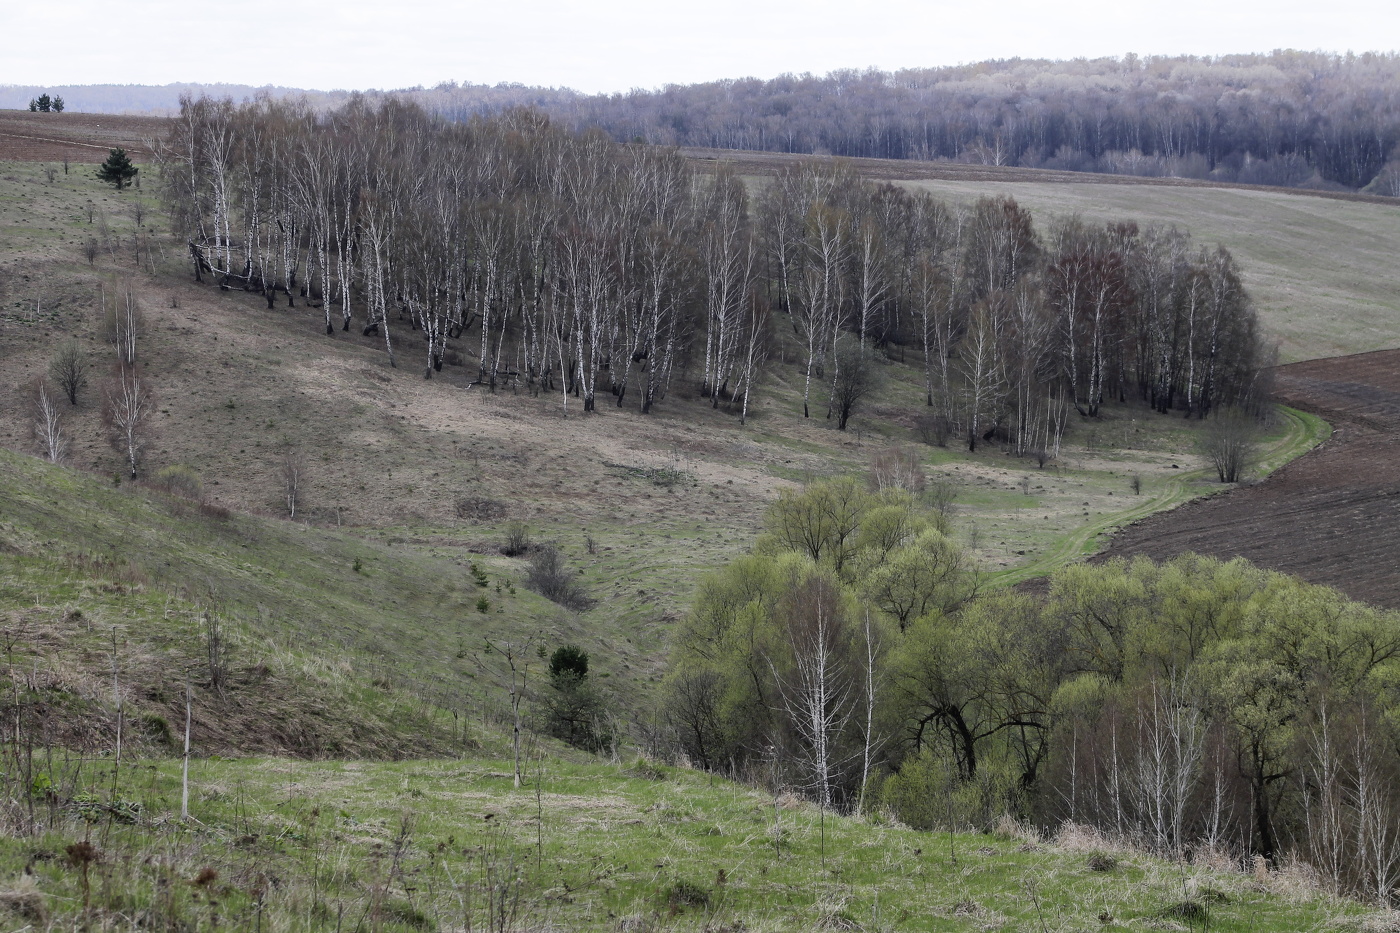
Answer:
49 340 87 405
1199 406 1259 483
280 450 306 519
28 378 68 463
869 446 926 494
958 299 1006 451
203 610 227 697
101 284 143 367
480 638 537 788
829 339 883 431
102 366 154 478
855 610 886 817
773 572 856 812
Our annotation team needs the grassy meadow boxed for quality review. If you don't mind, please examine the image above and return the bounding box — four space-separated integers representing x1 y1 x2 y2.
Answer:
0 752 1388 932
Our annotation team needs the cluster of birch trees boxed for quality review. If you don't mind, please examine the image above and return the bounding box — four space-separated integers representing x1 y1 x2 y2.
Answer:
158 95 1263 441
758 163 1266 454
27 283 152 478
159 95 768 417
666 478 1400 904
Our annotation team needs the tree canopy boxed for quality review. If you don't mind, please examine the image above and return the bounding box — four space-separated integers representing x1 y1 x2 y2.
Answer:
662 472 1400 900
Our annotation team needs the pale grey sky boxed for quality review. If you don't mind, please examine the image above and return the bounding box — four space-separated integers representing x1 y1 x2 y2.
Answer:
2 0 1395 93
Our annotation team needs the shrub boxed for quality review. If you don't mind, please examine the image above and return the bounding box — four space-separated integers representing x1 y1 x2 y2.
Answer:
869 446 926 493
549 644 589 680
456 496 508 522
1086 853 1118 872
501 520 532 556
154 464 203 500
1199 405 1261 483
525 545 593 611
914 413 953 447
663 879 710 911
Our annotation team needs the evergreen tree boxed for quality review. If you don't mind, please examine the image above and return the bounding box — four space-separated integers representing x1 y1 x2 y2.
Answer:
52 96 64 113
96 148 138 190
35 93 52 112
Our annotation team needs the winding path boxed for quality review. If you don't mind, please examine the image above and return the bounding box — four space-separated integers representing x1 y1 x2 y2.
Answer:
990 404 1329 589
1097 349 1400 609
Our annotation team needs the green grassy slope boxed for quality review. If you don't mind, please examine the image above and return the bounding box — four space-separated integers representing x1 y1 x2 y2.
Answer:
0 754 1382 932
0 442 613 756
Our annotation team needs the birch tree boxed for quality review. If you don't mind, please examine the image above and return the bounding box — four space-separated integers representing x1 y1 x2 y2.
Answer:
773 571 856 811
28 379 68 464
102 366 154 478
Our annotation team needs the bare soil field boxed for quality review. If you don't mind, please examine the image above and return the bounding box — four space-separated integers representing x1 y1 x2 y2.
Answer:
0 110 162 162
1102 349 1400 608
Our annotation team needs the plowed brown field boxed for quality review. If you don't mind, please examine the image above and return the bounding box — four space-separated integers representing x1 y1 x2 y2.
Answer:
0 110 163 162
1102 350 1400 608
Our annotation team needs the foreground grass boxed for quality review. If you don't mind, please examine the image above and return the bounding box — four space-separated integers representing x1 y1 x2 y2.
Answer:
0 754 1382 932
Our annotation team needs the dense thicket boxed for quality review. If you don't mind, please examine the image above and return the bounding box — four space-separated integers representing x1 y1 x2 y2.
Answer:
415 52 1400 192
159 96 1264 436
665 478 1400 904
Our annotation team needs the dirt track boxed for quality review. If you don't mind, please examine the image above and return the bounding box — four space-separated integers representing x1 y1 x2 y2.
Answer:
0 111 163 162
1102 350 1400 608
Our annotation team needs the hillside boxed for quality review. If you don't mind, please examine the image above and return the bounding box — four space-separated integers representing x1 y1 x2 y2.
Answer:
1 753 1387 932
1 152 1303 633
4 100 1400 930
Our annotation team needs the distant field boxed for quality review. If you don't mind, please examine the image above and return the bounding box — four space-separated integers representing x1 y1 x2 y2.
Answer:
0 109 161 162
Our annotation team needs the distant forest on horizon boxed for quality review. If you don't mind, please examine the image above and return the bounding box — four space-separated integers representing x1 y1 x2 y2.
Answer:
6 51 1400 193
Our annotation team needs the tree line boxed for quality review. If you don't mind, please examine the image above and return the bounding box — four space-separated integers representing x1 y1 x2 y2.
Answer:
410 51 1400 193
157 95 1265 446
32 52 1400 193
663 475 1400 904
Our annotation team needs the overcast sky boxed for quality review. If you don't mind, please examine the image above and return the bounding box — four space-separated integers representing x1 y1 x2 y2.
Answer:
2 0 1395 93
